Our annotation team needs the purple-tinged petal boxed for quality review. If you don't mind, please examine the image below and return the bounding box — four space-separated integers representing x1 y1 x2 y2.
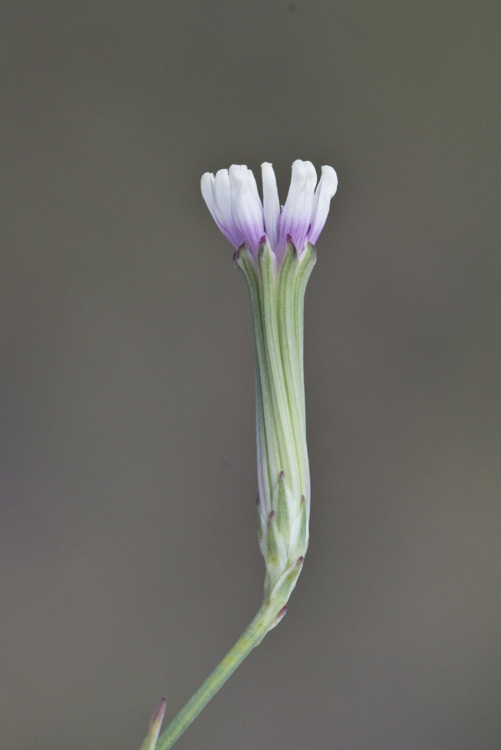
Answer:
261 162 280 251
201 171 243 248
201 160 337 263
229 165 265 254
279 160 317 257
308 165 338 245
214 169 244 248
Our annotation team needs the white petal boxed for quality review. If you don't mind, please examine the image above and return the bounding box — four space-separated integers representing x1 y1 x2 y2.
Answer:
279 160 317 254
229 165 265 253
201 172 216 220
261 162 280 250
212 169 243 247
213 169 232 227
308 165 338 245
201 171 243 248
247 168 261 202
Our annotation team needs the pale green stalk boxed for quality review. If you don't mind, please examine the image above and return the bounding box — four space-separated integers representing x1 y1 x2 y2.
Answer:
153 241 316 749
155 601 282 750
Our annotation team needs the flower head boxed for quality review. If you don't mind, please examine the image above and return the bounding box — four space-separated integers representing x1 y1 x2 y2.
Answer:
201 160 337 264
200 159 338 608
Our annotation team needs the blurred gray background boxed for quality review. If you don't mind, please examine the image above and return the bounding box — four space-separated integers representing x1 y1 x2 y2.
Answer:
2 2 500 749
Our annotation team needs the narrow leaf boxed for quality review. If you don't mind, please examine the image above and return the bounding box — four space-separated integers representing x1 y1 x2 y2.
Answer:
139 697 166 750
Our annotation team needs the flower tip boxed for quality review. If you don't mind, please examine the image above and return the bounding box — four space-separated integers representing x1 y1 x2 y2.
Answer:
291 159 317 183
200 172 215 206
321 165 338 196
228 163 248 185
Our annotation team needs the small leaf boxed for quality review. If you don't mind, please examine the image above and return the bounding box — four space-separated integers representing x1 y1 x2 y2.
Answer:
139 697 166 750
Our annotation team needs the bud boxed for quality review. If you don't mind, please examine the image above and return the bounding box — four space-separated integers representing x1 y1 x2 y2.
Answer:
202 161 337 622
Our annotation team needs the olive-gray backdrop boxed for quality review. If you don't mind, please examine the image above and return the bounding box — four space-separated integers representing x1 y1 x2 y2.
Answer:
2 2 500 749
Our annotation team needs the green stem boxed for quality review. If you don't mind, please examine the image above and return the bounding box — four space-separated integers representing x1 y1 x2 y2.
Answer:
155 601 279 750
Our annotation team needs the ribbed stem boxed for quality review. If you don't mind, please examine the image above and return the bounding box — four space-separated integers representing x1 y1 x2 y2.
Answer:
237 242 315 526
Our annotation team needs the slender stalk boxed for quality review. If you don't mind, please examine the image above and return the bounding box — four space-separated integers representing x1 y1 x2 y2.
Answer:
155 601 279 750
